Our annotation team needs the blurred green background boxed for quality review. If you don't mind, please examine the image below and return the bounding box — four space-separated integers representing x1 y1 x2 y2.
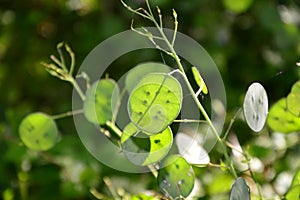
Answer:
1 0 300 199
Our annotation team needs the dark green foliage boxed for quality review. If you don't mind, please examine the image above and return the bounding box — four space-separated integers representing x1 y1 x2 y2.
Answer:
1 0 300 199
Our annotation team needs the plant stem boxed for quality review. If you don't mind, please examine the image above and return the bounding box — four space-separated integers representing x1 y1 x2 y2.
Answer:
122 0 238 178
103 177 120 200
222 108 242 140
70 77 86 101
148 164 158 178
226 141 264 199
90 188 107 199
173 119 207 123
57 42 68 72
154 18 238 179
18 171 28 200
139 0 238 178
111 88 126 125
51 109 84 120
65 43 75 75
106 121 122 138
247 161 264 200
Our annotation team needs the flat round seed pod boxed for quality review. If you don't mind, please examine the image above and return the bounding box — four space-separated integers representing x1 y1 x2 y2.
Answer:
128 73 182 134
125 62 171 93
157 155 194 199
243 82 268 132
230 177 250 200
83 79 119 125
19 112 58 151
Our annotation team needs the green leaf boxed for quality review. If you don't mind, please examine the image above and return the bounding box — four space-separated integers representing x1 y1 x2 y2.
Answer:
292 169 300 187
267 98 300 134
125 62 171 93
287 81 300 117
157 155 194 199
208 173 234 195
121 123 173 166
229 177 250 200
19 112 58 151
222 0 253 14
191 66 208 94
285 185 300 200
83 79 119 125
3 188 14 200
243 82 268 132
128 73 182 134
285 167 300 200
131 193 160 200
248 144 272 159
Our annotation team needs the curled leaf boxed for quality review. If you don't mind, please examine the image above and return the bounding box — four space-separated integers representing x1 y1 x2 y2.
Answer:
121 123 173 166
191 66 208 94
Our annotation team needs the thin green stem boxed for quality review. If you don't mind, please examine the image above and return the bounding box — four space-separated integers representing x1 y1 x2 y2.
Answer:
126 1 238 179
51 109 84 120
173 119 207 123
166 33 239 178
247 161 264 200
112 88 126 125
70 77 86 101
145 0 154 19
157 6 163 28
90 188 107 199
121 0 238 179
226 141 244 155
106 121 122 138
131 21 164 40
65 43 75 75
148 164 158 178
120 0 151 20
157 23 221 139
76 71 90 89
45 42 86 102
103 177 120 200
226 141 264 199
50 55 64 69
208 162 228 169
222 108 242 141
57 43 68 72
171 9 178 47
18 171 28 200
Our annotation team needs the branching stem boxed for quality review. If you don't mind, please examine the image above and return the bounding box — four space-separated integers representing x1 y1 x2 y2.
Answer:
222 108 242 141
122 0 238 178
51 109 84 120
173 119 207 123
70 77 86 101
